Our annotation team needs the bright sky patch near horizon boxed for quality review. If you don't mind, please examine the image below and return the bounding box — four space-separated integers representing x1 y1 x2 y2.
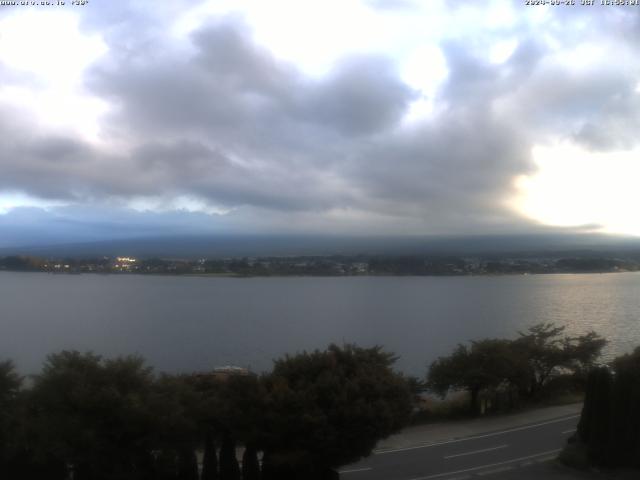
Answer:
1 0 640 245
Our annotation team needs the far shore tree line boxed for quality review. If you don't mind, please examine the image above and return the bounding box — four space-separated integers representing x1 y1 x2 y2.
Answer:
0 322 635 479
2 253 640 277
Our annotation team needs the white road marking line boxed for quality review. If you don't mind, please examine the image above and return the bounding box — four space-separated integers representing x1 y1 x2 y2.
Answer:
561 429 576 434
406 448 561 480
535 455 557 463
444 444 508 459
339 467 373 474
375 415 579 455
477 465 514 476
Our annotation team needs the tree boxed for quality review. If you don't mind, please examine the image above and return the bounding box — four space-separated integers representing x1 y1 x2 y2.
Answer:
562 331 608 381
201 432 219 480
515 323 607 397
29 351 157 480
427 324 606 412
0 360 22 474
215 374 267 449
150 374 203 480
183 372 223 480
574 347 640 468
219 433 241 480
428 339 526 414
213 374 265 479
261 344 412 479
241 444 260 480
514 322 567 397
577 367 613 465
177 448 199 480
609 347 640 467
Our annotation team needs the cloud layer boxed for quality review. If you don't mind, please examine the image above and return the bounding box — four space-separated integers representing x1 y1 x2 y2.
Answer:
1 1 640 241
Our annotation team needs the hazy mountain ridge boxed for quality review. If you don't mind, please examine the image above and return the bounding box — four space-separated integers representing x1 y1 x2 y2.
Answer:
3 233 640 260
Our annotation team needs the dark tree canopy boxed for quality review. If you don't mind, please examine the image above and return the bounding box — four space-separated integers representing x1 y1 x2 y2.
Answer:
516 323 607 395
262 344 412 475
29 351 157 480
0 360 22 468
427 322 607 412
1 345 414 480
576 347 640 468
428 339 526 413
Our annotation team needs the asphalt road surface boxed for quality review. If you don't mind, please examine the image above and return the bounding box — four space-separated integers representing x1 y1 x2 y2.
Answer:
339 413 579 480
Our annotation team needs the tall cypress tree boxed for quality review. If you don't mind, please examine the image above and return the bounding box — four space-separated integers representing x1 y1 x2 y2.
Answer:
577 367 596 442
202 433 219 480
177 448 199 480
610 348 640 467
259 452 274 480
219 434 241 480
155 450 179 480
587 367 612 466
241 444 260 480
577 349 640 468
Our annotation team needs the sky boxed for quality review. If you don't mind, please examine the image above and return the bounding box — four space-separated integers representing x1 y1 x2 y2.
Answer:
1 0 640 247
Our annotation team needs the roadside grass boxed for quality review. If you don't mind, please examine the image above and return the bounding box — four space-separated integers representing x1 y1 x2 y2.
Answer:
409 387 584 426
409 391 471 424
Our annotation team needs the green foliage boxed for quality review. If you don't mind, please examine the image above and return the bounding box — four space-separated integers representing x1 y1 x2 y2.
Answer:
29 351 157 480
261 344 412 475
215 374 266 445
150 374 201 448
0 360 21 401
0 256 41 271
515 322 606 396
0 344 416 478
427 322 607 413
0 360 22 470
428 339 527 413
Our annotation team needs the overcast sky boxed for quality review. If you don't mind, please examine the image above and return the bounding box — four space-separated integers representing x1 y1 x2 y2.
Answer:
1 0 639 246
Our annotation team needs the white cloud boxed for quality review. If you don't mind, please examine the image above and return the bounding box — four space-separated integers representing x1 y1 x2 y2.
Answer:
127 196 232 216
489 38 518 64
0 10 109 143
0 192 67 215
515 143 640 236
2 0 640 238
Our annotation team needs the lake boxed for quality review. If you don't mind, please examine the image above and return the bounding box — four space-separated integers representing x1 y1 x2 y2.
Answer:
1 271 639 375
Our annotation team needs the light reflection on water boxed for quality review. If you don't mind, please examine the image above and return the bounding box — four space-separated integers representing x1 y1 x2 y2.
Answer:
0 272 638 375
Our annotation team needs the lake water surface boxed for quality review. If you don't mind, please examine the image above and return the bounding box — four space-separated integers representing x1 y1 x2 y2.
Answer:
1 272 639 375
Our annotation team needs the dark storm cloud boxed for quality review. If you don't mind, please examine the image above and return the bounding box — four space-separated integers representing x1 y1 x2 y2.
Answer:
303 56 416 135
80 16 414 213
91 18 414 140
328 35 547 229
0 121 97 200
352 112 530 209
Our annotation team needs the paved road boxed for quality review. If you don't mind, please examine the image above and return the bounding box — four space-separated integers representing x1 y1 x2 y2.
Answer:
339 414 579 480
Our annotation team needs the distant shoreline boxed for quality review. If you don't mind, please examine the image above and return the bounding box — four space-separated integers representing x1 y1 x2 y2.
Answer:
2 252 639 277
1 269 638 278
